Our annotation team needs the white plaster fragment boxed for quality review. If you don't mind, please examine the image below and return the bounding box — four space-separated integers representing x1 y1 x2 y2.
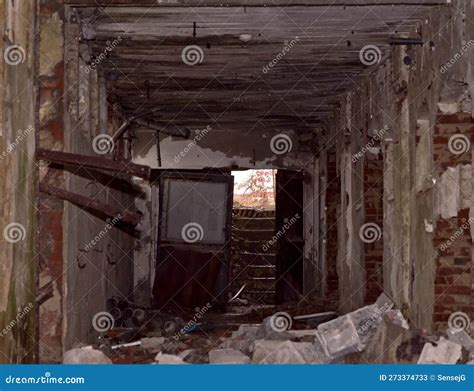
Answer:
417 337 462 364
437 165 472 219
437 101 460 115
424 219 434 233
437 166 461 219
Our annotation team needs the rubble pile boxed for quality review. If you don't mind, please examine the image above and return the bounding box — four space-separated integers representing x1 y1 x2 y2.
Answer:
64 293 474 365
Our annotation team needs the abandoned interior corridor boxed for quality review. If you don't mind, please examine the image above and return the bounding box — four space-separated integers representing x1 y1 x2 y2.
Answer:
1 0 474 365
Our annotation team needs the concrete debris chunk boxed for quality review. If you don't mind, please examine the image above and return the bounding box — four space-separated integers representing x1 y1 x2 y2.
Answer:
375 292 394 312
252 340 322 364
218 339 254 355
360 312 421 364
293 312 338 328
141 337 166 351
154 352 186 364
232 324 260 340
384 309 409 329
349 304 383 350
446 329 474 354
418 337 462 364
63 347 112 364
317 315 360 358
209 349 251 364
256 316 295 340
178 349 209 364
160 339 188 354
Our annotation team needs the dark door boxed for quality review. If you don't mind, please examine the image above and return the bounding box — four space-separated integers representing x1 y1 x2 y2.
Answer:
275 170 304 304
153 171 233 310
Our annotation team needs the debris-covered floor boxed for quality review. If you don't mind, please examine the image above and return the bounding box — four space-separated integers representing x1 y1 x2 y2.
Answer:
64 294 474 364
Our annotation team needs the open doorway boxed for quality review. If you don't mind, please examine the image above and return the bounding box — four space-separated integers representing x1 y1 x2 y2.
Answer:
231 170 277 306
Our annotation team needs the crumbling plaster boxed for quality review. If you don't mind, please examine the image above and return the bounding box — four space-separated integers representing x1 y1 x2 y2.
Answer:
0 0 37 363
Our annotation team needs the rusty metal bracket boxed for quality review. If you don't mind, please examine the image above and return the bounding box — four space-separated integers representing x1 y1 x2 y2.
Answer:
40 182 141 226
36 148 151 180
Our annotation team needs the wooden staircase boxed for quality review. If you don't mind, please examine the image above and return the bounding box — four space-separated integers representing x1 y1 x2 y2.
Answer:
231 208 276 304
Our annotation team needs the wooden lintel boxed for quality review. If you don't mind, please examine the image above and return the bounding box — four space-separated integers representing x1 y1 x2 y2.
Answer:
40 183 141 226
36 149 151 180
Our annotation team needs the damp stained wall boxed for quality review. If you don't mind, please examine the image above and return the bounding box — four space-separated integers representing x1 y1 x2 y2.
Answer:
0 0 37 363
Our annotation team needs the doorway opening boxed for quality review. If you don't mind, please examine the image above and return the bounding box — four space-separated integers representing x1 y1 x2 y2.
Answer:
231 170 277 306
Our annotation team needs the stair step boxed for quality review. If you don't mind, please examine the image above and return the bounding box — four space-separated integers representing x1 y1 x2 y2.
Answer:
234 265 275 278
233 252 276 266
233 227 275 241
239 277 276 291
233 217 275 230
234 209 275 218
233 239 276 253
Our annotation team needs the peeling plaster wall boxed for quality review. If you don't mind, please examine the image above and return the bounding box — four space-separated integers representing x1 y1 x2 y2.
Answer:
0 0 36 363
62 15 136 349
37 0 65 363
433 109 474 331
321 4 468 329
132 129 313 170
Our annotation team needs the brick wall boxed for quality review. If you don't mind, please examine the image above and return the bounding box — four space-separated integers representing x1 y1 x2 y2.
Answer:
433 112 474 331
37 1 65 363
